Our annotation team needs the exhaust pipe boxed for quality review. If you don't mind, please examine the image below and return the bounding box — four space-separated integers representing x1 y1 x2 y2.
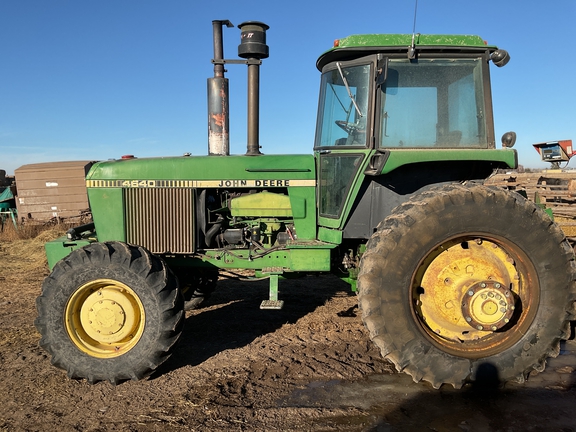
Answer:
207 20 233 156
238 21 269 156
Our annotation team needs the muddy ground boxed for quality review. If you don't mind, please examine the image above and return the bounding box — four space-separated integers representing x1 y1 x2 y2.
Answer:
2 231 576 431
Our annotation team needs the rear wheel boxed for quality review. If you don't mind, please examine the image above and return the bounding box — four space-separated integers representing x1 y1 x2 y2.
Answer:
357 183 576 388
35 242 184 384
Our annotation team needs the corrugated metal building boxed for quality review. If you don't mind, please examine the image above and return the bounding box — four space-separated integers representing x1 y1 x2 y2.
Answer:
14 161 96 222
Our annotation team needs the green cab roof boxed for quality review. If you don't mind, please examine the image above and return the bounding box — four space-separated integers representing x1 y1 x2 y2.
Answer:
317 33 497 70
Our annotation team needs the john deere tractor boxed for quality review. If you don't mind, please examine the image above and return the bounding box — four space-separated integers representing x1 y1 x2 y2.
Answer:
36 20 575 389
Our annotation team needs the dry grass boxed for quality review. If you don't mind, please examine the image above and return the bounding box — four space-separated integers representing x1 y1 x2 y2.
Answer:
0 220 66 241
554 216 576 237
0 224 66 279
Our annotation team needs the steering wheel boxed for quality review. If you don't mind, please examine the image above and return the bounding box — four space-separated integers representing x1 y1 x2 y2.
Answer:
335 120 360 134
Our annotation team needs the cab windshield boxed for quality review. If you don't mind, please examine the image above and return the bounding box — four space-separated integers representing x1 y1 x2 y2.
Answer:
381 58 488 148
315 63 371 148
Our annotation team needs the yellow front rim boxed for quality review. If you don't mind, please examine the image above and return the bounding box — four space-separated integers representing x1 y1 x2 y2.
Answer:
65 279 145 358
412 236 538 358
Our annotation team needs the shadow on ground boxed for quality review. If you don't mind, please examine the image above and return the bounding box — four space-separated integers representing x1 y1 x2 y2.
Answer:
281 339 576 431
155 274 352 377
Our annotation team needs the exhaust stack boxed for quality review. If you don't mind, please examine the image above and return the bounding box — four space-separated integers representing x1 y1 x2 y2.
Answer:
207 20 233 156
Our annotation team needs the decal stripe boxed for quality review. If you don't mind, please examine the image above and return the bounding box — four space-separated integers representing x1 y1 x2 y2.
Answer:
86 179 316 188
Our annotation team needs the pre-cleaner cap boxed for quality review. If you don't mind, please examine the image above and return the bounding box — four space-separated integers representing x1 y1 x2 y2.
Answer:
238 21 269 59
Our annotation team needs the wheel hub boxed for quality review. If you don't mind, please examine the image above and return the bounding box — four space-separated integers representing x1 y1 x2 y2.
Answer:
85 298 125 336
65 279 145 358
461 281 515 331
79 288 139 344
414 237 524 349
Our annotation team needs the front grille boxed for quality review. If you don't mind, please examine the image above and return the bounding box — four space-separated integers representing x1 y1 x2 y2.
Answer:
125 188 195 254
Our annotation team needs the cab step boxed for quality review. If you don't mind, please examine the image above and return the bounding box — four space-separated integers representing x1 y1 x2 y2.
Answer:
260 299 284 310
259 272 284 310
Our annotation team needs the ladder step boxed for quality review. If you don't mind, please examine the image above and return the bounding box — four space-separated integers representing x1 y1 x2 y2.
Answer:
260 300 284 310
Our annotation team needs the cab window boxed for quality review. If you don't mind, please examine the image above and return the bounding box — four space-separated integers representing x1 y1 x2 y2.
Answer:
380 58 487 148
315 63 371 148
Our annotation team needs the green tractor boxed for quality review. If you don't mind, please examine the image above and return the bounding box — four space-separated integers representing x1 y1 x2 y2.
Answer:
36 20 575 389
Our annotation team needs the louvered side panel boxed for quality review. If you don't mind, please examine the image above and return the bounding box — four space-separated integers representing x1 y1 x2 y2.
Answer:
125 188 195 254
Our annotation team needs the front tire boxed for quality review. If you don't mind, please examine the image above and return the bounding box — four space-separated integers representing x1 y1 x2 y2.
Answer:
357 183 576 388
35 242 184 384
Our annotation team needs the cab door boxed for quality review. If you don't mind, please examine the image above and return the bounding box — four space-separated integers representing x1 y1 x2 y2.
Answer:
314 58 376 230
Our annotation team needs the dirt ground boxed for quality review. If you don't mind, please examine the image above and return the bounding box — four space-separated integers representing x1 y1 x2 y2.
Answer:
2 230 576 431
0 231 395 431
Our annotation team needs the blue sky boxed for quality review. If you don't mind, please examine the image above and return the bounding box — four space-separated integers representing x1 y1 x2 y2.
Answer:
1 0 575 175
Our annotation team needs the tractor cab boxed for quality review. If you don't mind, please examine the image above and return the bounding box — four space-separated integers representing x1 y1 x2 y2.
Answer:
313 34 515 232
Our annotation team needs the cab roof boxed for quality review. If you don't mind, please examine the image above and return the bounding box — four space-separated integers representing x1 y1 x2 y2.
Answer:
316 33 497 70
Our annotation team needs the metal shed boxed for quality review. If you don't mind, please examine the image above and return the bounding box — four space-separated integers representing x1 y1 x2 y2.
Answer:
14 161 96 222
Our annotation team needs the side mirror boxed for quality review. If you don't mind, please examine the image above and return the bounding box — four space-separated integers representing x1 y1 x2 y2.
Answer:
491 50 510 67
501 131 517 148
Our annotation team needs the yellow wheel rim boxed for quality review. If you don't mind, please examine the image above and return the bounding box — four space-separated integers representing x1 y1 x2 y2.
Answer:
412 236 538 358
65 279 145 358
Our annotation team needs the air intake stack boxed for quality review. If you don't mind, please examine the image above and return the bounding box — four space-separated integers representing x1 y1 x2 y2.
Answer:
237 21 269 156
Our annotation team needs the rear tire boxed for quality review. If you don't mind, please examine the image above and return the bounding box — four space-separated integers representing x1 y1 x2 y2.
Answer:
357 183 576 388
35 242 184 384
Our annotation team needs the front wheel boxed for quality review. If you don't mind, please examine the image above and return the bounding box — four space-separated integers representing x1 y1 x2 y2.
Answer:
357 183 576 388
35 242 184 384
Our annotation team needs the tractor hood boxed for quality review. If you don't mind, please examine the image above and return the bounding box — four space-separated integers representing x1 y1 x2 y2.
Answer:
86 154 316 186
